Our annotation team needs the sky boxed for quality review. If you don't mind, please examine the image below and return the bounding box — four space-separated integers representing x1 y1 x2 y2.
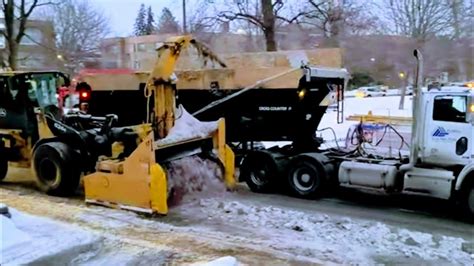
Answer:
92 0 185 37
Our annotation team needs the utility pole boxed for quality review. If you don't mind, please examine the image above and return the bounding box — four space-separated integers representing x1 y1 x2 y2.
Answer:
182 0 187 33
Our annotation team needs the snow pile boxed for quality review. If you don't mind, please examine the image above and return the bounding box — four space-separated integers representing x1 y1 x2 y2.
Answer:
167 155 227 207
156 105 218 146
191 256 239 266
1 213 31 253
1 207 100 265
194 198 473 265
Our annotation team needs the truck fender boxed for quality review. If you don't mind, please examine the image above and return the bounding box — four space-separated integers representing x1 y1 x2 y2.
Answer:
455 163 474 191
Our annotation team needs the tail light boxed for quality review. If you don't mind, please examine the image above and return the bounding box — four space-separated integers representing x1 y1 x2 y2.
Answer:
79 90 90 101
76 82 92 102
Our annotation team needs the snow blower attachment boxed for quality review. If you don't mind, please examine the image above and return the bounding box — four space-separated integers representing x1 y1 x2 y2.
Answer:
83 36 235 215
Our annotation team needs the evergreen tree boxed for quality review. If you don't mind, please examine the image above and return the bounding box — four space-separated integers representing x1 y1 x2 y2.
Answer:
133 3 147 36
156 8 180 34
145 6 155 35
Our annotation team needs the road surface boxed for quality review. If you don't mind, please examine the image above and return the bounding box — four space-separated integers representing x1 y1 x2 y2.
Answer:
1 168 473 265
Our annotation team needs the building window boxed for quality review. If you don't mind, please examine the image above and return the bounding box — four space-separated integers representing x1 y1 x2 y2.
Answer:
109 44 120 54
133 60 140 69
21 28 42 45
137 43 146 52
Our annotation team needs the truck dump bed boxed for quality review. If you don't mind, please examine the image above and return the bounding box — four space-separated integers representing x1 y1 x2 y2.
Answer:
79 49 345 144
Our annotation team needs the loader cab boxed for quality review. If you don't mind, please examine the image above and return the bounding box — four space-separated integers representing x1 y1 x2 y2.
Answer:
0 71 70 169
419 86 473 167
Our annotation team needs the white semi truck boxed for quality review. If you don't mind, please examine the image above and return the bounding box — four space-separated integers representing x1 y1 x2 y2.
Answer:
232 50 474 221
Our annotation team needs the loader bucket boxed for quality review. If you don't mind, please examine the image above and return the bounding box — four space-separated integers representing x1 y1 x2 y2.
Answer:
83 118 235 215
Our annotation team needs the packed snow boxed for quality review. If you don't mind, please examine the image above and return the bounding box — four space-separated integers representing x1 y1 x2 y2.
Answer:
192 256 239 266
1 207 100 265
1 206 177 265
180 197 473 265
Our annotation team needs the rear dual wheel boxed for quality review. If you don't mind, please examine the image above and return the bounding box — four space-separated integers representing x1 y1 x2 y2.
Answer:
287 156 327 199
241 152 279 193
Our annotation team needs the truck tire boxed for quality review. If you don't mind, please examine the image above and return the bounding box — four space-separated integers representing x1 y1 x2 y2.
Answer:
240 152 279 193
33 142 80 196
0 150 7 181
461 178 474 222
287 156 326 198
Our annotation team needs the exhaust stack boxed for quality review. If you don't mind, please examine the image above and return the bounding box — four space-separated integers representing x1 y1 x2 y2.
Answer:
401 49 423 171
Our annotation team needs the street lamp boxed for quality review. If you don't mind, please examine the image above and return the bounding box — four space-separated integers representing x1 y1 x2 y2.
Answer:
399 71 408 110
370 57 375 62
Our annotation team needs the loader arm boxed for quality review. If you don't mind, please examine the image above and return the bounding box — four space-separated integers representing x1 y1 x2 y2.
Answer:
145 36 226 138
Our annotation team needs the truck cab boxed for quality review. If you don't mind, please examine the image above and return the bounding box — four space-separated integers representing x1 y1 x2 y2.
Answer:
338 83 474 220
419 86 473 167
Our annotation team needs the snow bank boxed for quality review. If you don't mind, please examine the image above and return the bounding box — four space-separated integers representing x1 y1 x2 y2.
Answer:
192 198 473 265
156 105 218 146
192 256 239 266
1 207 100 265
1 214 31 252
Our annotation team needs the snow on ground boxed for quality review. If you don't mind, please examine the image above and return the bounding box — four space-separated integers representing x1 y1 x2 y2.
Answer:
178 196 473 265
1 207 99 265
0 207 177 265
191 256 239 266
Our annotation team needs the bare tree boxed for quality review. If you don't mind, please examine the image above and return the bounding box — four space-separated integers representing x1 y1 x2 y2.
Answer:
1 0 53 70
304 0 379 39
212 0 311 51
48 0 109 73
448 0 473 39
379 0 453 42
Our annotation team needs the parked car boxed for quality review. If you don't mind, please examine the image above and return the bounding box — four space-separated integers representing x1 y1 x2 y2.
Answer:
403 86 413 95
355 86 386 97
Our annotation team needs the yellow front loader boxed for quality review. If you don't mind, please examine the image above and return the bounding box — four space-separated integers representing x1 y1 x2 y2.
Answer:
82 36 235 215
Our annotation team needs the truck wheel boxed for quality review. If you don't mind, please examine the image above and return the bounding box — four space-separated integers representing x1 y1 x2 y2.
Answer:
240 152 278 193
461 179 474 222
33 142 80 196
287 157 325 198
0 151 7 181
